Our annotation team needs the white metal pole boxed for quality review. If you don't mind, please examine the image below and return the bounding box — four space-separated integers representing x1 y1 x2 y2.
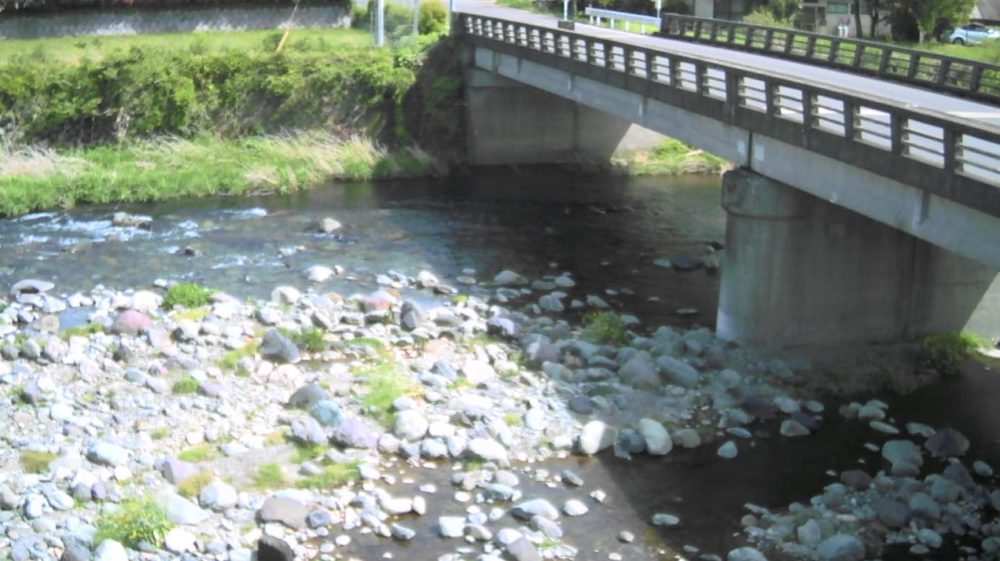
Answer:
375 0 385 45
563 0 569 20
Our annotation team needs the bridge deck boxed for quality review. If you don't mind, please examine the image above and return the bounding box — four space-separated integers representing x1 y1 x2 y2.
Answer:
457 0 1000 129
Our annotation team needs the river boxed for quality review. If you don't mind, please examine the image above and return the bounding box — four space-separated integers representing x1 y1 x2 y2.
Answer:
2 168 998 561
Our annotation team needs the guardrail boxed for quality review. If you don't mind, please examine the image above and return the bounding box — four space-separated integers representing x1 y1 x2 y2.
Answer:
659 14 1000 105
584 7 659 33
456 12 1000 217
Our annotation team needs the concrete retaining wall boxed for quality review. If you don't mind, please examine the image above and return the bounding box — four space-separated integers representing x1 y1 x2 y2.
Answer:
0 5 349 39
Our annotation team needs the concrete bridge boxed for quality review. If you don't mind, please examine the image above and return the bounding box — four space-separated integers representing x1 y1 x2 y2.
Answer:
452 3 1000 348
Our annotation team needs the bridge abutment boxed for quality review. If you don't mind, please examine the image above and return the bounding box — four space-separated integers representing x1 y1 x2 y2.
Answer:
717 169 1000 348
464 68 661 165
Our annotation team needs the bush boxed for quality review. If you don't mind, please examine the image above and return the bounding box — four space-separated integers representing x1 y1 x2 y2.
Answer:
163 282 213 309
0 0 347 14
171 374 199 394
418 0 448 35
743 6 794 28
919 332 985 376
177 470 214 497
583 312 629 346
20 449 57 473
94 495 172 548
0 45 417 145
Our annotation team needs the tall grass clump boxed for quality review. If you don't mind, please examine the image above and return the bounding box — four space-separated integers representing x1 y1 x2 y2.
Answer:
919 331 988 376
163 282 213 309
353 359 421 426
94 495 172 548
583 312 630 346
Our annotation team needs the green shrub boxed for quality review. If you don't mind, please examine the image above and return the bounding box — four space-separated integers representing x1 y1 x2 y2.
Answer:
177 470 214 498
295 460 360 489
251 462 287 489
177 444 218 462
418 0 448 35
60 322 104 340
163 282 213 309
94 495 172 548
354 359 421 426
171 374 200 395
919 332 986 376
583 311 629 346
743 6 795 28
279 326 327 353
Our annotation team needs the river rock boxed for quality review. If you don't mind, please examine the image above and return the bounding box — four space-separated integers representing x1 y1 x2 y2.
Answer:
164 527 196 553
287 383 330 410
304 265 334 283
11 279 54 297
780 419 810 437
924 427 970 458
567 395 593 415
199 480 238 511
563 499 589 516
468 438 510 466
160 457 198 484
258 496 308 529
638 418 672 455
438 516 466 538
876 498 910 528
507 537 542 561
717 441 738 459
390 523 417 541
578 421 617 455
657 356 699 387
882 439 923 475
87 441 129 467
619 351 659 389
259 328 300 364
93 540 128 561
513 498 560 521
816 534 864 561
162 493 210 525
727 547 768 561
392 409 428 441
317 217 342 232
291 416 327 445
652 513 680 526
257 535 295 561
331 415 379 449
494 270 526 286
797 519 822 546
673 428 701 449
110 310 151 336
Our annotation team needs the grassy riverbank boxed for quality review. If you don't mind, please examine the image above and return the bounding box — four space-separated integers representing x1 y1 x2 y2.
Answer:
0 133 442 216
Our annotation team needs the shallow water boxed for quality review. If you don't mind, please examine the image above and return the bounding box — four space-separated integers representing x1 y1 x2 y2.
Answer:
0 168 724 329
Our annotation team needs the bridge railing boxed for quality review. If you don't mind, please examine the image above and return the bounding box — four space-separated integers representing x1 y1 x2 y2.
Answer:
658 14 1000 105
584 7 660 33
457 13 1000 216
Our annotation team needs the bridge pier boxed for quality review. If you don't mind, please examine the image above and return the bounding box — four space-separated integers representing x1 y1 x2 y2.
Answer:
717 169 1000 349
464 68 661 165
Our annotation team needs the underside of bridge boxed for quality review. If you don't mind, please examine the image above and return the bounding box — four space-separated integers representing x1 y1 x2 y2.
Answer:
462 43 1000 348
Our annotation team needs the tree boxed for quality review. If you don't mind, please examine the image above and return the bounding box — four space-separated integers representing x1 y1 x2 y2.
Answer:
866 0 886 37
854 0 864 37
886 0 975 42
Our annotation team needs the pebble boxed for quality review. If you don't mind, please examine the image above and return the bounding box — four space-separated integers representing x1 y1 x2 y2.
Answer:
717 441 738 459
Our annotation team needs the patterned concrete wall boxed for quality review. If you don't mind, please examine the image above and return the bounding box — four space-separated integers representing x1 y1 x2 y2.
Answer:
0 5 350 39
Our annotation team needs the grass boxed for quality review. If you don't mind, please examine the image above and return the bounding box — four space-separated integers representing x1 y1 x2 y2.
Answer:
0 134 442 217
19 449 57 473
150 427 170 440
583 311 630 346
502 412 522 426
624 138 731 176
171 374 200 395
177 444 218 463
279 327 327 354
218 340 260 372
60 322 104 340
170 306 210 322
177 470 214 498
94 495 173 548
163 282 214 310
353 359 421 426
295 460 361 490
251 462 288 489
291 441 328 464
919 331 990 376
0 28 373 65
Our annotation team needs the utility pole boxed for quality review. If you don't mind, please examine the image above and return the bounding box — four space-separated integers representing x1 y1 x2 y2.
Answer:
375 0 385 46
413 0 420 36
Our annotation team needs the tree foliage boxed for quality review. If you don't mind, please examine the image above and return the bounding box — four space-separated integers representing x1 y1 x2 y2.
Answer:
883 0 975 41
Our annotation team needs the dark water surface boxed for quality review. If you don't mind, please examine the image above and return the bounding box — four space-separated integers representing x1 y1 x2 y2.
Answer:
2 168 998 560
